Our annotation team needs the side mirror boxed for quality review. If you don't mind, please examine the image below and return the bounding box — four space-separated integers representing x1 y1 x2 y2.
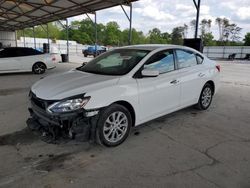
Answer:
141 68 160 77
82 62 87 66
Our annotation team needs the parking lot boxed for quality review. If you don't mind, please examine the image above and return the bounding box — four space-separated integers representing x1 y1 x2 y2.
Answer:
0 60 250 188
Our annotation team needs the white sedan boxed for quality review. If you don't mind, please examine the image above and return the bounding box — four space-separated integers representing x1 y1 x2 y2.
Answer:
27 45 220 146
0 47 56 74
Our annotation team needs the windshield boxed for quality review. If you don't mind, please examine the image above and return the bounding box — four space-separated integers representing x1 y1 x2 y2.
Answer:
78 49 150 75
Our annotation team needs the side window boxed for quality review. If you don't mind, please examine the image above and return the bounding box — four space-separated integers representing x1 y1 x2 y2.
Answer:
196 55 204 64
176 50 197 69
18 48 42 56
0 49 19 58
144 50 175 74
0 49 5 58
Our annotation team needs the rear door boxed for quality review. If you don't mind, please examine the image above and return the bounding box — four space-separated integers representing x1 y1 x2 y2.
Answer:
18 48 43 71
0 48 21 72
175 49 205 107
136 50 181 122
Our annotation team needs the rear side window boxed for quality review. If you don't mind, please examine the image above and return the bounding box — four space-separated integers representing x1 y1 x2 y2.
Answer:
0 48 19 58
144 50 175 74
176 50 197 69
19 48 43 56
0 48 42 58
196 55 204 64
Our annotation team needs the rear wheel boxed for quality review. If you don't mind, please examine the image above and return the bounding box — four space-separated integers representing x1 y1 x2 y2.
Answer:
195 83 213 110
32 62 46 74
84 53 87 57
96 104 132 147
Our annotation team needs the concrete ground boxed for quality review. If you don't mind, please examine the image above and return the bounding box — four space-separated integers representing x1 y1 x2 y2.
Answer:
0 59 250 188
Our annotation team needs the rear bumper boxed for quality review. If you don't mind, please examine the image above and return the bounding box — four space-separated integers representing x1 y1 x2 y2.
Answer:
47 65 56 70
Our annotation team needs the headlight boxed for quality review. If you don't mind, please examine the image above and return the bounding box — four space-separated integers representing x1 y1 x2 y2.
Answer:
47 97 90 113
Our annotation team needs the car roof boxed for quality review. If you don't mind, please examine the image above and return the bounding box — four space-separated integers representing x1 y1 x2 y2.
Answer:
118 44 201 54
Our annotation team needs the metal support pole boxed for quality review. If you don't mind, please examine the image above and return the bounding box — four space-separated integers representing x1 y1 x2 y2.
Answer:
193 0 201 38
129 3 132 45
86 13 98 54
23 30 26 47
121 3 133 45
94 12 97 56
46 24 49 45
66 18 69 59
14 30 17 47
33 27 36 49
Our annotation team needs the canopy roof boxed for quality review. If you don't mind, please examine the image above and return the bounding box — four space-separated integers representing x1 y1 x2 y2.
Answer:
0 0 137 31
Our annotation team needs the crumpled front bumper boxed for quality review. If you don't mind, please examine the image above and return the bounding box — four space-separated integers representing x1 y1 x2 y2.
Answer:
27 100 99 143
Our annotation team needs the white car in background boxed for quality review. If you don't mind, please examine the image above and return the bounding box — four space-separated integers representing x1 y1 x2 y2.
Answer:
0 47 56 74
27 45 220 147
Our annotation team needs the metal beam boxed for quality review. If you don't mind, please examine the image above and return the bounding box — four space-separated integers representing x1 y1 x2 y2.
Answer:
94 12 97 56
129 3 132 45
121 3 133 45
85 12 98 54
14 30 17 47
46 24 49 46
193 0 201 38
66 18 69 58
33 27 36 49
22 29 26 47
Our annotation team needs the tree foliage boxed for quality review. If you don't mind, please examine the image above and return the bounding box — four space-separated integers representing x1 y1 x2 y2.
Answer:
215 17 242 42
17 17 246 47
171 26 185 45
243 33 250 46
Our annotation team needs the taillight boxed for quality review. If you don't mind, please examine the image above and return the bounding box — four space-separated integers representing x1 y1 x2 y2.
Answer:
52 56 56 61
216 65 220 72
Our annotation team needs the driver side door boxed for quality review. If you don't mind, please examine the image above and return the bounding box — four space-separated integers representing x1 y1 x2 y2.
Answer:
0 48 21 72
136 50 181 123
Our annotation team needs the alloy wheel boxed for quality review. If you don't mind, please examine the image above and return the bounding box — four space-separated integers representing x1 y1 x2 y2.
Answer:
103 111 128 143
201 87 212 108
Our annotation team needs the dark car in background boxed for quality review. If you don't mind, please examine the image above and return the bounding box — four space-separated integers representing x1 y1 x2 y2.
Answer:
82 45 107 57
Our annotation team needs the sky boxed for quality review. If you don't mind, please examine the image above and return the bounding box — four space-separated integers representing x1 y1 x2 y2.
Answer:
70 0 250 40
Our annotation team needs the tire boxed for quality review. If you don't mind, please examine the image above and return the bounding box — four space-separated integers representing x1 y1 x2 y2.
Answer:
195 83 213 110
84 53 87 57
96 104 132 147
32 62 46 74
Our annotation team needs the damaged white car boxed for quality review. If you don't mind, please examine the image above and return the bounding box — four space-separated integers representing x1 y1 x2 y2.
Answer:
27 45 220 147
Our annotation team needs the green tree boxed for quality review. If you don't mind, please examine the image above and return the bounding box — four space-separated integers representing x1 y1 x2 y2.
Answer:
162 32 171 43
148 28 167 44
17 23 61 40
103 22 121 45
121 29 147 45
199 19 214 46
171 27 184 45
203 33 216 46
215 17 242 43
243 33 250 46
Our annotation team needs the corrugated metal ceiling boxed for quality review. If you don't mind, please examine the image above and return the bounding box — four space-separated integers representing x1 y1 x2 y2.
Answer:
0 0 137 31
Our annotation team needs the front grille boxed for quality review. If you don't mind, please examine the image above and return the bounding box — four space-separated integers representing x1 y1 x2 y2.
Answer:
30 92 54 110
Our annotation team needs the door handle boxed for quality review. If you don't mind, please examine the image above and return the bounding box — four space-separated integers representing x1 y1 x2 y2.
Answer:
198 73 205 77
170 79 179 84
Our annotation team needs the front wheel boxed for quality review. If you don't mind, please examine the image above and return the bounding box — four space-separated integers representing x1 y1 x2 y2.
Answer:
195 83 213 110
96 104 132 147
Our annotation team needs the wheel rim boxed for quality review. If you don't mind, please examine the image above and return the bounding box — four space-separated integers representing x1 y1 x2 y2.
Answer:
103 111 128 143
34 64 45 74
201 87 212 108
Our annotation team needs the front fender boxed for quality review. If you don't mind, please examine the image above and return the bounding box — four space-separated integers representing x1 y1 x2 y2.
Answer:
84 78 139 123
